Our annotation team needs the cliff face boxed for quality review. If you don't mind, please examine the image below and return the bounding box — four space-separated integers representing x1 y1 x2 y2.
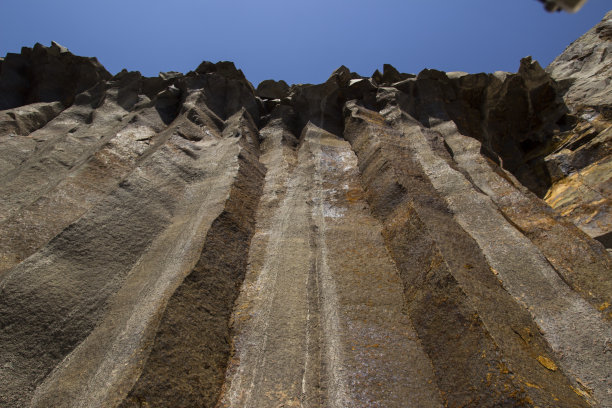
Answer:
0 13 610 408
544 10 612 244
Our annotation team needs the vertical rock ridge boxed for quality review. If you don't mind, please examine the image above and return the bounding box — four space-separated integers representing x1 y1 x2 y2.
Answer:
343 102 594 407
305 124 443 407
308 124 352 408
1 95 251 407
426 118 612 319
344 104 524 406
387 59 612 316
117 113 265 408
383 105 611 407
221 120 443 407
219 119 317 408
0 83 150 224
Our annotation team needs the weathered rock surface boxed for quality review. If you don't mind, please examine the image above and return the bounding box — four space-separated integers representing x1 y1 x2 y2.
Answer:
543 10 612 244
547 11 612 110
0 13 611 408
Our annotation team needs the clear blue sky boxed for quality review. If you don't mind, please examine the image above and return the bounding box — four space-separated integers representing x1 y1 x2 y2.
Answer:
1 1 610 86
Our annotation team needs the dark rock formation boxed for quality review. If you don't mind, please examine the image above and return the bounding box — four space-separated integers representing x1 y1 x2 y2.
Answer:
0 12 610 408
256 79 290 100
0 42 110 111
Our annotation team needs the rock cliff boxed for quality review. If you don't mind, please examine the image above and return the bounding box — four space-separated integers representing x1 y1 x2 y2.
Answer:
0 12 610 408
544 10 612 245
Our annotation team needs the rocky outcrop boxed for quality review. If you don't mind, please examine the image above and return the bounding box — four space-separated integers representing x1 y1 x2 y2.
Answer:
546 11 612 111
0 42 110 111
543 11 612 243
0 13 611 408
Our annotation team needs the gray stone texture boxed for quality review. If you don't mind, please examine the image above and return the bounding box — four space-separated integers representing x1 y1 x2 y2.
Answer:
0 14 611 406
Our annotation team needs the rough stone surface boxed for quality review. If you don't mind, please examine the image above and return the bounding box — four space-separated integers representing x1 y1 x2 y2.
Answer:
0 18 611 408
544 10 612 242
546 10 612 111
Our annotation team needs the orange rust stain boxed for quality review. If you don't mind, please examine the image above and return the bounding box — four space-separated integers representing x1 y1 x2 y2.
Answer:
346 188 364 203
536 355 558 371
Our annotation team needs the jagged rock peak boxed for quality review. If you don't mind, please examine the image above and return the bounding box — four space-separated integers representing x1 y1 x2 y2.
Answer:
0 41 110 110
372 63 415 85
196 60 249 81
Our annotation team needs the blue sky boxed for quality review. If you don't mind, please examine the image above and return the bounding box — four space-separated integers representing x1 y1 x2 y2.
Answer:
1 1 610 86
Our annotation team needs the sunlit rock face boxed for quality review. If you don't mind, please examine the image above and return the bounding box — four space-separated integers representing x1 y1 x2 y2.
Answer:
544 10 612 245
0 12 610 408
